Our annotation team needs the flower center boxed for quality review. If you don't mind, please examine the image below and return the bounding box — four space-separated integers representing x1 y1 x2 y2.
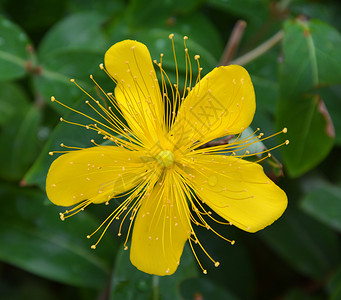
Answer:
156 150 174 167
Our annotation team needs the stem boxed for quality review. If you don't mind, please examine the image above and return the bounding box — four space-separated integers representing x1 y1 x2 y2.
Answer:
219 20 247 66
152 275 159 300
230 30 284 66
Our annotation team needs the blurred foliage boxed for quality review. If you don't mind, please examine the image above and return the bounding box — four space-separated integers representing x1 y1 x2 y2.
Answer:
0 0 341 299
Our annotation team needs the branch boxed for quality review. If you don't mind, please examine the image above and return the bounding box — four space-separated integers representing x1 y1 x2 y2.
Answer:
230 30 284 66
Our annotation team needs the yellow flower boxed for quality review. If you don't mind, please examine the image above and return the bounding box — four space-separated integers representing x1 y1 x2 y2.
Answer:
46 35 288 276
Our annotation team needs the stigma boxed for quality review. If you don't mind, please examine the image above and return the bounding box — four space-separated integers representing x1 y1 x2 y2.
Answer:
156 150 174 167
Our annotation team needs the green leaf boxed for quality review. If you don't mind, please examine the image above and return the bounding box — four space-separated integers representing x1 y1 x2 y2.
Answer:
0 183 116 288
38 12 108 59
328 265 341 300
260 208 340 279
134 13 223 71
0 16 30 80
126 0 205 26
34 49 105 112
180 277 239 300
284 288 324 300
0 82 30 125
206 0 269 19
191 227 254 299
0 105 41 181
110 245 197 300
280 18 341 99
36 12 110 111
277 18 341 177
109 8 223 80
300 183 341 232
277 94 334 177
67 0 125 17
318 85 341 145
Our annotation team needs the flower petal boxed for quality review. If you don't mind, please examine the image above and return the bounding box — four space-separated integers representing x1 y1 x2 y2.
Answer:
187 155 287 233
172 65 255 147
130 171 191 275
46 146 144 206
104 40 164 145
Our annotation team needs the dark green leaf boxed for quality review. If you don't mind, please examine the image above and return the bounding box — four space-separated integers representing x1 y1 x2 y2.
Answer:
110 245 197 300
0 82 30 125
192 227 254 299
67 0 125 17
38 12 108 59
277 18 341 177
206 0 269 19
34 49 105 112
291 2 341 36
260 208 340 279
0 183 116 288
318 85 341 145
300 183 341 232
126 0 205 26
277 94 334 177
284 288 324 300
134 13 223 72
109 9 223 82
328 265 341 299
0 105 41 181
180 277 239 300
280 18 341 99
0 16 30 80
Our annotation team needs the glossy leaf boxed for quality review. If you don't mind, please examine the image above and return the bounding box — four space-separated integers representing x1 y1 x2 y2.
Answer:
328 266 341 300
0 183 116 288
126 0 205 26
284 289 323 300
278 94 334 177
280 18 341 98
0 105 41 181
277 18 341 177
0 82 30 125
38 12 107 59
34 50 105 112
260 208 340 279
0 16 30 80
300 183 341 232
180 277 239 300
133 13 223 73
67 0 125 17
318 85 341 145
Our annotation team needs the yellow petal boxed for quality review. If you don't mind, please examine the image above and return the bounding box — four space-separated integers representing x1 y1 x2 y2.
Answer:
46 146 144 206
187 155 287 233
130 171 191 275
172 65 255 147
104 40 164 146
